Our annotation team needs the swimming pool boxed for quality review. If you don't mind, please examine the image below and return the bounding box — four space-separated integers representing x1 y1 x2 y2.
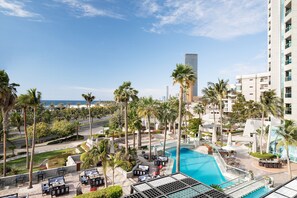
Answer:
242 187 270 198
168 147 228 185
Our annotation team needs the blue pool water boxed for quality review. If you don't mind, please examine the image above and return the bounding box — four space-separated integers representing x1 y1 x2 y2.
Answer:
243 187 270 198
168 148 227 185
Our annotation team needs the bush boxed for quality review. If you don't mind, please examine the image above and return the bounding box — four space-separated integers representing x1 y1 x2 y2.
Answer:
81 142 90 152
210 184 223 192
75 185 122 198
17 151 27 155
92 134 105 139
249 152 275 159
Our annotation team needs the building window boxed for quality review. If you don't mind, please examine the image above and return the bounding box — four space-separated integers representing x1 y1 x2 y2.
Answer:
285 53 292 65
286 2 292 16
285 36 292 49
285 103 292 115
285 19 292 32
285 70 292 81
249 93 253 95
285 87 292 98
249 79 253 81
249 86 253 88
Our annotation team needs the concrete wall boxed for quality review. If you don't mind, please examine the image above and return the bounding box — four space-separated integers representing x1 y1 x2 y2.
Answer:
0 165 77 187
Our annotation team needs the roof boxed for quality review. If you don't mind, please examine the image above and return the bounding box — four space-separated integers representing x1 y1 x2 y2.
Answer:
261 177 297 198
124 173 231 198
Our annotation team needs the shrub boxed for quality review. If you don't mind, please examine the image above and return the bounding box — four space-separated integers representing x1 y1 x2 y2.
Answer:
249 152 275 159
81 142 90 152
210 184 223 192
92 134 105 139
51 120 76 137
75 185 122 198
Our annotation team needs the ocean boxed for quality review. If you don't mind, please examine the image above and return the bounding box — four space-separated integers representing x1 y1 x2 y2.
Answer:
41 100 99 107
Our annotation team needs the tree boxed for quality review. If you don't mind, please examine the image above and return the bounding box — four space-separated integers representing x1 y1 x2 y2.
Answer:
155 101 171 156
202 86 218 124
82 93 95 137
10 111 22 133
171 64 196 172
114 82 138 154
275 120 297 179
27 122 50 140
128 101 142 148
168 97 178 135
0 70 19 177
259 90 283 154
208 79 228 143
193 103 205 119
16 94 31 169
51 120 75 138
27 88 41 188
108 152 123 186
137 97 156 161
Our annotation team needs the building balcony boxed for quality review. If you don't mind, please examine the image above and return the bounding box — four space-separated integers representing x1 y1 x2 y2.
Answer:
285 25 292 33
285 59 292 65
285 9 292 16
285 42 292 49
285 76 292 81
285 93 292 98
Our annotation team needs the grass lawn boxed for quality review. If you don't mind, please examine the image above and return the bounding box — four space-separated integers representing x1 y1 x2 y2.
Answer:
3 148 75 175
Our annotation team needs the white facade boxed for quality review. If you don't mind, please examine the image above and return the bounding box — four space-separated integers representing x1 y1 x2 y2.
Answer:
269 0 297 121
236 72 270 102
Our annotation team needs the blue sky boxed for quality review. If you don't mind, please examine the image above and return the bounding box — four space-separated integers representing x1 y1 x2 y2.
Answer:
0 0 267 100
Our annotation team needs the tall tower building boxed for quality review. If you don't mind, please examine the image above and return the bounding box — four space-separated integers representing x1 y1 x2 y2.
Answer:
185 54 198 102
269 0 296 121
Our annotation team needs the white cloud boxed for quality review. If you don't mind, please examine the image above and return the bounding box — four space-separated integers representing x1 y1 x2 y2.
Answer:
139 0 266 40
58 0 124 19
0 0 39 17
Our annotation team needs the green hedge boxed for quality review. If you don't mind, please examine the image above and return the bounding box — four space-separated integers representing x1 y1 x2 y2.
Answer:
249 152 275 159
75 186 122 198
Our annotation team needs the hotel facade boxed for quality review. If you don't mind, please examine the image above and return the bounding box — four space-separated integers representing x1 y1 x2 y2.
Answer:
269 0 297 121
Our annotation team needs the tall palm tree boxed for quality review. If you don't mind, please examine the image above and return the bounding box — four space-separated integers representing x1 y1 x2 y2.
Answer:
202 86 218 124
114 82 138 154
27 88 41 188
208 79 228 142
0 70 19 177
259 90 283 154
82 93 95 137
17 94 31 169
137 97 157 161
108 152 123 186
193 103 205 119
276 120 297 179
156 101 171 156
168 97 179 134
171 64 196 172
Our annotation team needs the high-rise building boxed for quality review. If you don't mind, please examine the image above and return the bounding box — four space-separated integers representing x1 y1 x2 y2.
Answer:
268 0 296 121
185 54 198 102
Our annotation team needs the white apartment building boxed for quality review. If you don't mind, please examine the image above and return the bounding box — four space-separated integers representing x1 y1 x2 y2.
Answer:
236 72 270 102
269 0 296 120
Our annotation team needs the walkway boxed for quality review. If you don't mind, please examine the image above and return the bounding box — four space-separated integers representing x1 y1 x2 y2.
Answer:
225 179 265 198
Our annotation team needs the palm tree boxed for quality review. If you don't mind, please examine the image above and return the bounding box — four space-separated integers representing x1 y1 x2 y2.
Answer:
17 94 31 169
193 103 205 119
202 86 218 124
27 88 41 188
0 70 19 177
156 101 171 156
137 97 157 161
82 93 95 137
168 97 179 135
208 79 228 143
259 90 283 154
275 120 297 179
108 152 123 186
114 82 138 154
171 64 196 172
